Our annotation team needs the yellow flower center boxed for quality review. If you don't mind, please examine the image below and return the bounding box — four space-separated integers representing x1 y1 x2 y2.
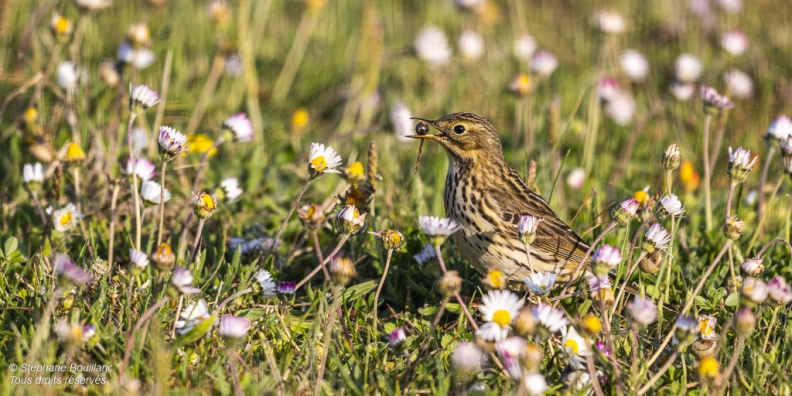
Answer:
699 320 712 335
633 190 649 204
388 231 403 246
487 269 504 289
156 243 172 256
492 309 511 327
24 107 37 123
291 108 309 129
519 74 531 86
347 161 365 178
697 357 720 377
306 206 316 218
311 156 327 173
55 17 70 34
59 211 72 226
564 339 579 354
200 194 215 210
581 315 602 334
188 134 217 157
680 160 700 192
65 143 85 161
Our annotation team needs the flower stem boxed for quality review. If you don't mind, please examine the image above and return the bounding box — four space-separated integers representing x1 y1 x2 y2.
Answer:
188 218 207 267
311 230 329 282
218 288 254 312
703 114 713 231
227 349 244 396
29 189 46 225
127 112 142 250
266 179 312 258
157 160 168 245
295 233 350 291
120 296 170 374
433 245 479 331
718 335 745 388
126 276 135 332
757 145 775 221
372 249 393 338
747 175 787 252
314 285 341 396
637 351 679 395
725 181 737 220
612 251 647 313
107 182 121 275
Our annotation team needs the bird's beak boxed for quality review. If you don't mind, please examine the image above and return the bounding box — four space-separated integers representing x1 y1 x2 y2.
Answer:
406 117 444 140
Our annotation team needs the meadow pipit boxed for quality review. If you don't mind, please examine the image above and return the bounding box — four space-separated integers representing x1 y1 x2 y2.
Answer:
409 112 589 288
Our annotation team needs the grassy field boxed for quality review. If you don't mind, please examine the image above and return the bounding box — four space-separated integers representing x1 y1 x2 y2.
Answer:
1 0 791 394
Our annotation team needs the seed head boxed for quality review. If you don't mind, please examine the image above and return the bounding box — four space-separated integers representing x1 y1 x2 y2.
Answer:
298 203 326 230
734 307 755 335
329 256 356 286
151 243 176 271
722 215 746 240
438 270 462 298
192 192 217 219
371 229 404 251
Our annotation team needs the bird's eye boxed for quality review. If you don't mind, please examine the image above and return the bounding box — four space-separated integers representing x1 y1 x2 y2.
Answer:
453 124 466 134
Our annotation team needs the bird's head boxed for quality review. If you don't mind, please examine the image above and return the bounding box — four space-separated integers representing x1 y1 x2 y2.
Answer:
408 112 503 162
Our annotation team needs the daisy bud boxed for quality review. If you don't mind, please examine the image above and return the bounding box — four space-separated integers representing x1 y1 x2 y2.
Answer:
413 26 451 67
64 142 86 165
23 163 45 191
638 250 664 274
697 357 721 383
452 342 486 374
611 198 639 225
655 194 684 219
627 297 658 328
766 115 792 143
329 256 356 286
722 215 746 240
766 276 792 306
388 327 407 348
727 146 758 183
277 281 296 295
484 269 506 290
418 216 460 246
54 254 92 287
513 307 536 337
298 203 325 230
290 107 310 135
580 315 602 336
438 270 462 298
740 257 764 277
413 243 437 265
734 307 755 335
642 223 671 254
99 61 120 88
508 73 533 97
151 243 175 271
129 248 149 276
129 84 160 113
158 126 188 162
662 143 681 171
517 214 540 245
591 244 622 276
598 77 620 101
700 86 734 115
336 205 366 235
192 192 217 219
522 344 543 375
371 229 404 251
741 277 769 307
674 316 700 349
691 339 719 359
169 266 201 297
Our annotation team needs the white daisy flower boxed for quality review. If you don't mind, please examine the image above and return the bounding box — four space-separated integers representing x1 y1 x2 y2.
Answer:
389 101 413 143
452 342 487 373
768 276 792 305
140 180 171 206
721 30 748 56
176 299 211 335
218 178 243 203
308 143 343 176
724 69 753 99
171 267 201 295
697 315 718 341
476 290 524 342
126 158 156 181
513 35 537 61
588 275 612 295
741 277 768 305
413 243 436 265
75 0 112 11
675 54 703 83
218 315 251 339
23 163 44 184
130 248 149 270
561 325 591 370
414 26 451 67
495 336 526 379
643 223 671 253
388 327 407 347
767 115 792 142
524 272 558 296
728 146 758 183
531 51 558 77
158 126 188 159
740 257 764 276
117 41 155 70
56 62 79 92
656 194 684 218
254 269 277 298
129 84 160 111
51 203 83 232
532 303 568 333
222 113 254 142
523 373 549 396
595 10 626 34
418 216 460 237
54 253 91 286
670 81 696 101
604 92 636 126
591 244 622 268
627 297 658 327
566 168 585 190
458 30 484 61
620 49 649 82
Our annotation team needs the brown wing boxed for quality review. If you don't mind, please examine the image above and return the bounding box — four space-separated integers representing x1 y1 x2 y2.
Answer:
484 168 589 266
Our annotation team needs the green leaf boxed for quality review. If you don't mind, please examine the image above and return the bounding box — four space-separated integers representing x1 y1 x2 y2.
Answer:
4 237 18 256
174 316 216 347
724 292 741 307
341 280 378 302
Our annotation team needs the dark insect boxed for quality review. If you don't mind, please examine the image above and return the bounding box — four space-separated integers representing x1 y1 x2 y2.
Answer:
414 122 429 173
